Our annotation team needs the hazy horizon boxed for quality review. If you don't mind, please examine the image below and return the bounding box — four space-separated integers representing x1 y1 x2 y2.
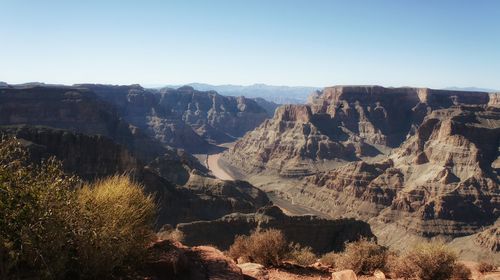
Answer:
1 0 499 89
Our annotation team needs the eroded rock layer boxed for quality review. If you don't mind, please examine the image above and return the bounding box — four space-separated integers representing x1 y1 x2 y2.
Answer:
77 84 269 151
223 86 499 240
176 206 374 254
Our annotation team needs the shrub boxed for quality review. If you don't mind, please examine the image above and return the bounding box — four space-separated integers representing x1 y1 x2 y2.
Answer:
390 242 457 280
74 175 156 278
0 138 79 279
477 261 496 273
0 138 157 279
158 227 185 243
228 229 289 266
335 239 388 275
452 262 472 280
320 251 338 267
288 243 317 266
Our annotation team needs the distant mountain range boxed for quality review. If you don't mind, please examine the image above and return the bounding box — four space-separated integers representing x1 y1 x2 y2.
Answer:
161 83 319 104
442 86 499 92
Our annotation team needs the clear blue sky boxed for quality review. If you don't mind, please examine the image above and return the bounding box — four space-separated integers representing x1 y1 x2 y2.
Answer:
1 0 499 88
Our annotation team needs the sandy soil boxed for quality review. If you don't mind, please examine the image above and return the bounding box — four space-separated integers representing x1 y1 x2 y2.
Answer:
207 153 234 180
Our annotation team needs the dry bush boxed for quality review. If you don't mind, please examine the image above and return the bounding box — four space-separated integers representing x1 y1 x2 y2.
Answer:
320 252 339 267
335 239 388 275
477 261 496 273
390 242 457 280
158 228 185 243
228 229 289 266
452 262 472 280
288 243 317 266
75 175 156 278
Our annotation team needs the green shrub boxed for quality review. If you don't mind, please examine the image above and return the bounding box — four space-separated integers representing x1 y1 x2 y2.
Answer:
288 243 317 266
0 138 157 279
74 175 156 278
335 239 388 275
0 138 79 279
228 229 289 266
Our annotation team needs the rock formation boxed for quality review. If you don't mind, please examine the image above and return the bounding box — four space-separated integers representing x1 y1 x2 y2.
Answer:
175 205 374 254
222 86 499 241
76 84 269 150
0 125 270 227
0 85 165 161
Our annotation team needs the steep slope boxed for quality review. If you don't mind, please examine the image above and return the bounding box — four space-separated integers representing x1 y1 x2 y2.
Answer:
77 84 269 150
76 84 211 153
0 126 270 226
222 86 499 242
158 86 268 143
0 85 165 161
175 205 374 254
224 86 495 175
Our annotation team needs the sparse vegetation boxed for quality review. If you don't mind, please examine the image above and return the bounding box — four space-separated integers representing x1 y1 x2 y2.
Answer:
451 262 472 280
477 261 496 273
228 229 290 266
320 251 338 267
288 243 317 266
74 175 156 278
334 238 388 275
0 138 156 279
388 242 459 280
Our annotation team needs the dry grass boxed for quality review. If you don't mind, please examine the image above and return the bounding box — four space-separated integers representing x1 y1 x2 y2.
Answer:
389 242 458 280
75 175 156 278
320 252 338 267
451 262 472 280
228 229 289 266
334 239 388 275
288 244 317 266
477 261 496 273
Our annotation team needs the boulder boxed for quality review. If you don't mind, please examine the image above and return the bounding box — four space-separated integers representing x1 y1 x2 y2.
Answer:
237 263 268 279
332 269 357 280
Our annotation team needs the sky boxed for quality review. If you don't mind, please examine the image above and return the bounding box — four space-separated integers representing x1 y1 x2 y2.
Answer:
0 0 499 89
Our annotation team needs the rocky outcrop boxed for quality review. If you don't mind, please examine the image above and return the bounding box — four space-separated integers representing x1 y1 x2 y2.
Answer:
0 125 140 180
223 104 355 174
252 97 280 117
143 239 243 280
222 86 499 241
224 86 497 175
0 125 270 227
76 84 212 153
175 206 374 254
474 225 499 252
158 86 269 142
76 84 269 150
0 85 165 161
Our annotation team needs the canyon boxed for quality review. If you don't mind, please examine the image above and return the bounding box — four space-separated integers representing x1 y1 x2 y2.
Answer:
1 83 498 264
221 86 500 260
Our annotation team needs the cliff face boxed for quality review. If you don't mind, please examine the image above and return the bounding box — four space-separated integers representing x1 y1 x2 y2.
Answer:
222 86 499 241
0 125 270 227
225 86 496 175
158 86 269 142
77 84 269 151
175 206 374 254
0 85 165 161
